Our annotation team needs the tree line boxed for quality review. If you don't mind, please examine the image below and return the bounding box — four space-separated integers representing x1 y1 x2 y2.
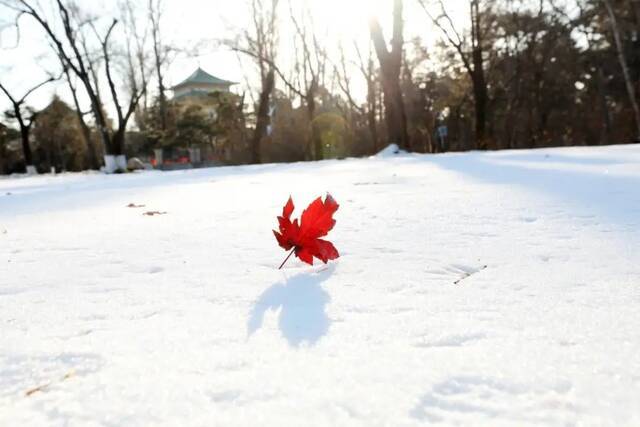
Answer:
0 0 638 174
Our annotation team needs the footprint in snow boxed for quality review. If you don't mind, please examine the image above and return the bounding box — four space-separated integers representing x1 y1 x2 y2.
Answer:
142 211 167 216
519 216 538 223
414 332 487 348
425 263 488 285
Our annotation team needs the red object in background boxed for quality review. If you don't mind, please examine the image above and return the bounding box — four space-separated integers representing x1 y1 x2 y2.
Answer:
273 194 340 269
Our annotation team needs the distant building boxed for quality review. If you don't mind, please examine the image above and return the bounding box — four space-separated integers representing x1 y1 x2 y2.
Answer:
163 68 240 165
171 68 236 100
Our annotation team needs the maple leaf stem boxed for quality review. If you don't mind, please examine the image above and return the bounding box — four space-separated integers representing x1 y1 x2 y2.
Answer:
278 248 296 270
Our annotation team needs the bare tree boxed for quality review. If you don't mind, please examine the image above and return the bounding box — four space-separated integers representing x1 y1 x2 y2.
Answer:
333 42 379 152
418 0 490 149
6 0 147 171
232 0 328 160
243 0 279 164
602 0 640 140
333 44 363 115
550 0 613 145
285 0 328 160
6 1 110 159
147 0 202 136
93 19 146 163
61 61 101 169
370 0 410 151
0 75 56 173
122 1 150 110
356 43 380 152
148 0 168 133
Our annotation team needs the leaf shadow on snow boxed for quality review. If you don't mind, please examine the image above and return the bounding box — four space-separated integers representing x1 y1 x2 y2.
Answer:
247 265 335 347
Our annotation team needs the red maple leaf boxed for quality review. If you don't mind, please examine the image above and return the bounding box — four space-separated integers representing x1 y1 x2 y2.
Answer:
273 194 340 268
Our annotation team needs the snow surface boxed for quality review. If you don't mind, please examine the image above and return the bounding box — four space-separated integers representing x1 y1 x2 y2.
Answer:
1 145 640 426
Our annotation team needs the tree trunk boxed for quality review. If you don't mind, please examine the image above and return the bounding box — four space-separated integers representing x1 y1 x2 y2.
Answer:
80 121 99 169
251 68 275 164
306 90 323 161
19 124 33 169
313 123 323 160
67 74 101 169
83 82 113 155
0 150 5 175
159 81 167 132
0 136 5 174
112 129 125 156
470 0 490 150
367 79 379 153
155 55 167 134
472 75 488 149
11 106 35 171
76 110 100 169
630 0 640 30
380 73 409 150
597 67 613 145
604 0 640 141
0 80 51 172
370 0 410 151
104 130 126 173
150 0 168 134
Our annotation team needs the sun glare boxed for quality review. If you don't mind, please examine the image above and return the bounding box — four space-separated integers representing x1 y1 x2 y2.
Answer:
313 0 388 38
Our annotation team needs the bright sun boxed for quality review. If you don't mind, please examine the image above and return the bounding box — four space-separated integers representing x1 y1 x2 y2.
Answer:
310 0 389 39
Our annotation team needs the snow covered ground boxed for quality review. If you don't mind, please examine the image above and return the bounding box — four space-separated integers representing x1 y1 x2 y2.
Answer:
1 144 640 426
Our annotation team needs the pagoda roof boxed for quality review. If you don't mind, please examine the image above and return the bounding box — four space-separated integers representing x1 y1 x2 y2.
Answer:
172 68 235 89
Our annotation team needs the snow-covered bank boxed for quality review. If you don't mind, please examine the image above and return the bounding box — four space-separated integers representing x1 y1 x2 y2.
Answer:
1 145 639 426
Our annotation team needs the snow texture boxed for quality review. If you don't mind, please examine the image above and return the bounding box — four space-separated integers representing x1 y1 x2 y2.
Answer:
1 145 640 426
373 143 404 157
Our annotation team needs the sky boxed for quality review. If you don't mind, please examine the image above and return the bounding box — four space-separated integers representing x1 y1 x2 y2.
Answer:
0 0 468 125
